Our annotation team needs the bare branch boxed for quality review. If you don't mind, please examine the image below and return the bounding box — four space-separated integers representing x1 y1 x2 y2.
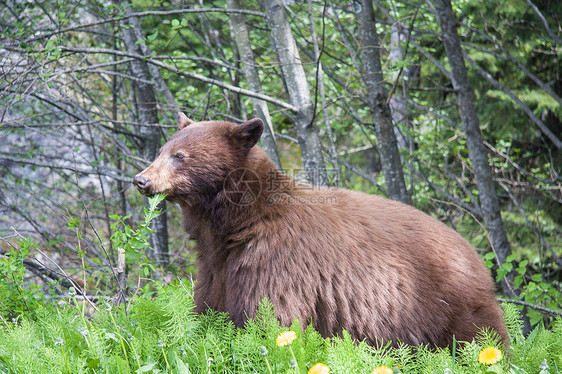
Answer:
0 154 131 182
20 8 266 44
484 141 562 184
459 25 562 107
497 181 562 268
55 46 297 112
523 0 562 45
463 53 562 150
498 298 562 317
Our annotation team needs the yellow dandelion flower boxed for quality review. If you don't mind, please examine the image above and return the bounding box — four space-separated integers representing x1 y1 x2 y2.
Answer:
308 363 330 374
478 346 502 365
372 366 393 374
276 330 297 346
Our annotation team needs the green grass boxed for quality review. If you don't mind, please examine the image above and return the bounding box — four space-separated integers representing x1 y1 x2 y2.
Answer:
1 196 559 373
0 282 560 374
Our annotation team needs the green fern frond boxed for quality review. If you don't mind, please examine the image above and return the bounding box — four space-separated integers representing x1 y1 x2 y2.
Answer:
158 281 198 345
326 330 375 373
502 301 525 345
1 278 560 373
510 321 560 373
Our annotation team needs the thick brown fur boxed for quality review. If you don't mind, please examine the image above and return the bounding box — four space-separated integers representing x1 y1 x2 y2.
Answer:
133 114 508 348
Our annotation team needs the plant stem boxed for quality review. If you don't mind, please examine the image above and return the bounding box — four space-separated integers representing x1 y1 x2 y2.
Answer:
72 297 91 348
162 346 170 371
108 310 130 364
264 356 273 374
60 345 71 373
452 335 456 374
128 337 142 372
288 346 300 373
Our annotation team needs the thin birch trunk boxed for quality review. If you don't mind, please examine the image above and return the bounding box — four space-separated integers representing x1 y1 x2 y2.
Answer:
306 0 340 187
130 12 180 120
264 0 328 186
388 24 411 150
357 0 411 204
227 0 282 170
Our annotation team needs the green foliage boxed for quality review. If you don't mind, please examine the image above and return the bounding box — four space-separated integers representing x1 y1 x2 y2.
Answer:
1 285 561 373
0 238 47 320
0 201 560 372
487 252 561 327
110 194 166 276
510 320 562 373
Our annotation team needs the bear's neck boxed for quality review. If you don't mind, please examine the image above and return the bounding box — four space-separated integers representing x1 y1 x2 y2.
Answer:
182 147 296 245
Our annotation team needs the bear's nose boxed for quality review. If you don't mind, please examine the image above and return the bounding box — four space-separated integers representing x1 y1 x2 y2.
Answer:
133 175 151 191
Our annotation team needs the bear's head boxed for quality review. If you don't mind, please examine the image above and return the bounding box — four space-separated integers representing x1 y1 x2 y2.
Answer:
133 112 264 204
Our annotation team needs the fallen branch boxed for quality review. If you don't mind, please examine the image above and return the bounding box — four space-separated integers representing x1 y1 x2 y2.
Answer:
498 298 562 317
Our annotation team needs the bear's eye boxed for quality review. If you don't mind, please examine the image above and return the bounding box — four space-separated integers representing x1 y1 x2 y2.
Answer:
174 153 185 161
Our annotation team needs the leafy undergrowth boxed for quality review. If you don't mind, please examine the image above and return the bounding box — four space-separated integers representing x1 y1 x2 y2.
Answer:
0 282 560 374
1 196 560 373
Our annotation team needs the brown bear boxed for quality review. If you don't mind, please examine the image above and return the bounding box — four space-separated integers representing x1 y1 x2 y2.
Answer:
133 113 508 348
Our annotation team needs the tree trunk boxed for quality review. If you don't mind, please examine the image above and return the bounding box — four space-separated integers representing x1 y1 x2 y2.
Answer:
264 0 327 186
388 24 411 150
306 0 340 187
357 0 411 204
432 0 516 298
125 7 180 122
119 1 169 268
227 0 282 170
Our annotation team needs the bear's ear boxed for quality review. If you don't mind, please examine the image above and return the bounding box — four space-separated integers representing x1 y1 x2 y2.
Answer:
232 118 264 149
177 112 193 130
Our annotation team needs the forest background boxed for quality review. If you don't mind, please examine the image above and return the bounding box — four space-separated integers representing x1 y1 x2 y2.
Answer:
0 0 560 348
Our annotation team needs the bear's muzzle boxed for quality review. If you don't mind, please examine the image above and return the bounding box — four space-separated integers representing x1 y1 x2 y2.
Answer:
133 174 152 195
